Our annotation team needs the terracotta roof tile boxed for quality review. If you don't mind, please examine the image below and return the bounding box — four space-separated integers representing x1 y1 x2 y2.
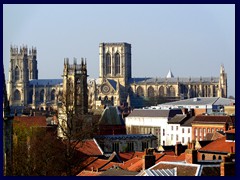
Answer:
13 116 47 127
118 152 134 161
77 170 103 176
84 159 110 171
75 139 103 156
127 159 143 172
192 115 232 124
119 157 142 170
199 137 235 153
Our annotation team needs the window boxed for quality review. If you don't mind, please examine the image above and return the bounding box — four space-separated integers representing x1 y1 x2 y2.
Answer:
159 86 164 96
142 142 148 151
182 137 184 144
188 128 190 134
136 86 144 96
15 66 20 81
202 154 205 160
148 86 154 97
176 135 178 142
171 134 173 141
199 128 202 136
127 142 134 152
162 141 165 146
106 53 111 75
207 128 210 133
163 129 165 136
112 142 119 152
171 126 173 131
188 137 190 143
176 126 178 131
182 128 184 133
51 89 55 101
211 128 214 133
195 128 197 136
40 89 44 102
115 53 120 75
14 89 21 101
203 128 206 137
213 155 216 160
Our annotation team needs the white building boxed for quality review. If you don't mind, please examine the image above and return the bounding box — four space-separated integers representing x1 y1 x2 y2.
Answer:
125 109 183 146
166 114 194 146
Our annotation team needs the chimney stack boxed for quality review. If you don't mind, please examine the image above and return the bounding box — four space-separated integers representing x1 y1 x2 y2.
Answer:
185 142 197 164
142 148 155 170
220 153 235 176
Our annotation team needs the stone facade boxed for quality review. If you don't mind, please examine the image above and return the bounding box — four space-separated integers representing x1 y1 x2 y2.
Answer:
7 43 228 112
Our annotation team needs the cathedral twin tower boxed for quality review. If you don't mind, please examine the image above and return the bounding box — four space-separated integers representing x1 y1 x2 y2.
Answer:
6 43 227 112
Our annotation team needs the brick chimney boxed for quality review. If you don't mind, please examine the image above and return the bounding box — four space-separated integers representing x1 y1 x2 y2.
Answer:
142 148 155 170
175 143 183 156
185 142 197 164
220 153 235 176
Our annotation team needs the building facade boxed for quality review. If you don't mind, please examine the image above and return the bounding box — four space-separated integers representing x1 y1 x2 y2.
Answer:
6 43 228 112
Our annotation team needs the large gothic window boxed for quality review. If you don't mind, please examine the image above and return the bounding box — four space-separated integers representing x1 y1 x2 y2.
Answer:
148 86 154 97
159 86 164 96
14 89 21 101
137 86 144 97
40 89 44 102
28 90 33 104
169 86 175 97
51 89 56 101
115 53 120 75
15 66 20 81
106 53 111 75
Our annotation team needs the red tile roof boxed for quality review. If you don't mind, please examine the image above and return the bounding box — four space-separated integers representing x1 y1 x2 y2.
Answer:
77 170 103 176
199 137 235 153
118 152 134 161
192 115 232 124
156 153 185 163
119 157 142 170
75 139 103 156
13 116 47 127
100 162 121 171
127 159 143 172
84 159 110 171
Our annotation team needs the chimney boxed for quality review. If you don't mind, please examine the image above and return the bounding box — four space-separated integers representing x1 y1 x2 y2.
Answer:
142 148 155 170
220 154 235 176
185 142 197 164
175 143 183 156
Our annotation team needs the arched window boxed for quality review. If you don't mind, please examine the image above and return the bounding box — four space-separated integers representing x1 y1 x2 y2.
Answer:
40 89 44 102
115 53 120 75
51 89 56 101
159 86 164 96
136 86 144 97
106 53 111 75
148 86 154 97
218 156 222 160
15 66 20 81
202 154 205 160
14 89 21 101
28 90 33 104
213 155 216 160
169 86 175 97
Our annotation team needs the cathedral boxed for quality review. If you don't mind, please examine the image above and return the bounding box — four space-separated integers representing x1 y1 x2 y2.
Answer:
6 43 227 112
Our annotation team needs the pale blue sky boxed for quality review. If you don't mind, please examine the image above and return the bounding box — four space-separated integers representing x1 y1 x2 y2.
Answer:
3 4 235 97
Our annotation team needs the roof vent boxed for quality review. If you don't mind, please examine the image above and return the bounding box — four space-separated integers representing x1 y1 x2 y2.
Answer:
193 98 199 102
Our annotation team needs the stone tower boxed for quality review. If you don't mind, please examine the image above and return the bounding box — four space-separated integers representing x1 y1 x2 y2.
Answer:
7 45 38 107
58 58 88 138
99 42 132 87
219 64 227 97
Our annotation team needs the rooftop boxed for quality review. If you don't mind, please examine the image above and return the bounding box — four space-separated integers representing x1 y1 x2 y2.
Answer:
127 109 183 118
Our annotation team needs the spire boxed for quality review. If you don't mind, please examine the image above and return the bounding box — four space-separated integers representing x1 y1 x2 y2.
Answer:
220 64 225 74
166 69 174 78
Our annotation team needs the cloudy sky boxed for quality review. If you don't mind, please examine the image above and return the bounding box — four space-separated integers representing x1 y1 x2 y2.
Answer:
3 4 235 97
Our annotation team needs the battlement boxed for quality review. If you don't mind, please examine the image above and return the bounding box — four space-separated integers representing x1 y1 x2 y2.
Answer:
10 45 37 56
63 57 87 75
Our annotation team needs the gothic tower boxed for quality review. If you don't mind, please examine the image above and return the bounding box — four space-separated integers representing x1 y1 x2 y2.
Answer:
58 58 88 138
218 64 227 97
28 47 38 80
99 42 132 87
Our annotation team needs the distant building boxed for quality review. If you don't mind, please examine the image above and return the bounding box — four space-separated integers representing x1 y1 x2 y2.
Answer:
125 109 183 146
7 43 228 112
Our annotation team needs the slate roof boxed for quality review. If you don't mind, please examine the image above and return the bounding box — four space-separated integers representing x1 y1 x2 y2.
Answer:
199 137 235 154
137 168 177 176
94 134 157 141
204 131 225 141
168 114 187 124
128 77 219 84
29 79 62 86
159 97 235 106
181 116 195 126
151 161 199 176
98 106 125 125
127 109 183 118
